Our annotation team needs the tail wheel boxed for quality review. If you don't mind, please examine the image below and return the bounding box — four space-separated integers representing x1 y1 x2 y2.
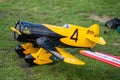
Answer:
15 45 25 58
24 54 36 65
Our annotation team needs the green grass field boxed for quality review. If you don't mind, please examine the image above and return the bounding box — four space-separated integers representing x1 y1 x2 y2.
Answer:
0 0 120 80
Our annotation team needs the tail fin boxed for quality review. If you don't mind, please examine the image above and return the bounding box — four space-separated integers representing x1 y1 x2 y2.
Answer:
86 24 106 45
88 24 100 35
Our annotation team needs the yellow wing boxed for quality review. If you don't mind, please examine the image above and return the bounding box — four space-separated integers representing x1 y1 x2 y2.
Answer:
56 47 85 65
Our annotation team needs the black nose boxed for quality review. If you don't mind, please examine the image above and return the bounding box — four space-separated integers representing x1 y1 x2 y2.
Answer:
24 54 36 65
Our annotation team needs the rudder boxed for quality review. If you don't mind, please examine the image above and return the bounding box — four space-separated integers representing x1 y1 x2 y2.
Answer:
87 24 100 35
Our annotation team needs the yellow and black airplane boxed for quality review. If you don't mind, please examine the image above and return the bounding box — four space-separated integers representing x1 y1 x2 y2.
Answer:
11 20 106 66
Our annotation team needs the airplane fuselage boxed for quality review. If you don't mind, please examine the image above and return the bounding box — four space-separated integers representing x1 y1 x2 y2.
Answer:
14 20 105 48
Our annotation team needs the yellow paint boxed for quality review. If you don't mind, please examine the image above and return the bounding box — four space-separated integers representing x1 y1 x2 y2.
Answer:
21 43 39 55
43 24 106 48
22 44 85 65
11 27 22 35
31 47 53 65
23 27 31 34
21 43 53 65
56 47 85 65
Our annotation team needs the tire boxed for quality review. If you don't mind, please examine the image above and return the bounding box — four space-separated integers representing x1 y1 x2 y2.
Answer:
24 54 36 65
15 45 25 58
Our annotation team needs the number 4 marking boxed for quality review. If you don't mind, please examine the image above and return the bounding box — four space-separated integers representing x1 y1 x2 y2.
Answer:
70 29 78 42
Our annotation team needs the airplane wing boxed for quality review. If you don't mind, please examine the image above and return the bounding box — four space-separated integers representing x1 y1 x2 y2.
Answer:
56 47 85 65
36 37 85 65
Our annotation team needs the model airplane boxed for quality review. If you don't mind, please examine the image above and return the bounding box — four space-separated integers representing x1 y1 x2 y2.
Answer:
11 20 106 66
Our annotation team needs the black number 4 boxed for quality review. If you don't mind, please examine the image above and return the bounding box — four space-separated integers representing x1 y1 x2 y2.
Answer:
70 29 78 42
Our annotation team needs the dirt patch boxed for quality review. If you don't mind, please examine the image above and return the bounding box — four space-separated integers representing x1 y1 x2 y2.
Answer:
112 43 120 46
78 12 88 16
0 0 6 2
89 14 113 23
0 11 7 20
19 62 33 75
107 42 120 46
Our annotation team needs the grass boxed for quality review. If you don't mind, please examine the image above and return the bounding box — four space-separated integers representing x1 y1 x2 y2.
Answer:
0 0 120 80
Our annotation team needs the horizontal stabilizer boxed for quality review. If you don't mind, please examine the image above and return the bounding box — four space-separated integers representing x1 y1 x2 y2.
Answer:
80 50 120 68
86 36 106 45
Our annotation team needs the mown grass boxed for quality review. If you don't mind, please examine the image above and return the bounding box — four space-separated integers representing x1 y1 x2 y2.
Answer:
0 0 120 80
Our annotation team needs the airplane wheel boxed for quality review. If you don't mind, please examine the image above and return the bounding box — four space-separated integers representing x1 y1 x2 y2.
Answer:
24 54 36 65
15 45 25 58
